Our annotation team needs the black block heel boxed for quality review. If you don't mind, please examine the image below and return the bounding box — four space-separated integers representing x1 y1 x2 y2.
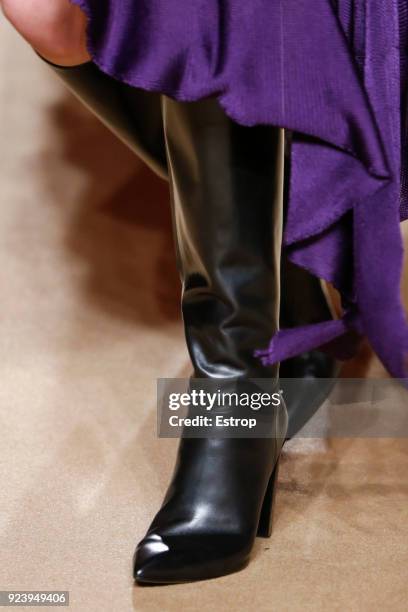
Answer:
257 456 281 538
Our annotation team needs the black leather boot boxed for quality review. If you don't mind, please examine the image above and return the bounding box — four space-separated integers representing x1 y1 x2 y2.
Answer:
132 97 287 584
45 59 338 437
44 59 168 179
280 257 340 437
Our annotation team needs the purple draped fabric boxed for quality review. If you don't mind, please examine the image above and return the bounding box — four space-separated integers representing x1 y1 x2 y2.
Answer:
71 0 408 378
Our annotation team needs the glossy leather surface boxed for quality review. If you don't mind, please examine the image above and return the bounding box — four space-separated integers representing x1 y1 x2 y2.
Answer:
163 97 284 379
134 427 287 583
48 60 167 179
45 61 332 583
48 60 338 430
132 98 287 583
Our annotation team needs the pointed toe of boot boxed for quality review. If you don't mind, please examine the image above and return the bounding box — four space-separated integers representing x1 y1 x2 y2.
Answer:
134 554 176 585
133 534 172 584
133 532 250 584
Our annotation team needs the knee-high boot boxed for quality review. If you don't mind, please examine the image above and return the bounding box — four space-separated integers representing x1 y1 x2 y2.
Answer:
44 59 338 437
133 97 288 584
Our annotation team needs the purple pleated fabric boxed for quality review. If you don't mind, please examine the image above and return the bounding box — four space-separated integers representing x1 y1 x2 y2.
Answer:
71 0 408 378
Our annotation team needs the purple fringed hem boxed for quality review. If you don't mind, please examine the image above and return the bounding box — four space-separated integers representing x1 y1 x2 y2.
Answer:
68 0 408 378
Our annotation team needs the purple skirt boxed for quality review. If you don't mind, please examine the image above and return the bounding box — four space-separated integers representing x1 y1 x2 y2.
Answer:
71 0 408 378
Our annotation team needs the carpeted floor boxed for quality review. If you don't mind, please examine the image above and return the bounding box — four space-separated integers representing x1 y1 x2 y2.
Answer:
1 16 408 612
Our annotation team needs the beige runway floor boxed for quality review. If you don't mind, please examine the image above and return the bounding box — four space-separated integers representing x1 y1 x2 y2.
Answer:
1 16 408 612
